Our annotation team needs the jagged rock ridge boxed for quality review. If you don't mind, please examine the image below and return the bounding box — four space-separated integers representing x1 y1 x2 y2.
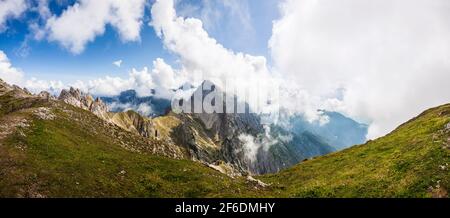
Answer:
162 80 334 174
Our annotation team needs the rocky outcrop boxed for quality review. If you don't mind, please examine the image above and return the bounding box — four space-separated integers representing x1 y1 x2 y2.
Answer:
164 80 332 174
58 87 109 118
0 79 32 98
109 110 157 138
0 79 13 94
167 80 266 173
37 91 56 101
58 87 159 140
53 83 334 175
90 97 109 119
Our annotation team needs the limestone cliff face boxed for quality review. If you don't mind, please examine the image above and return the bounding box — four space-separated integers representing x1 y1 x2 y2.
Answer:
0 79 32 98
58 88 109 118
57 87 160 142
0 79 13 94
161 81 289 174
157 81 334 175
37 91 57 100
109 110 157 138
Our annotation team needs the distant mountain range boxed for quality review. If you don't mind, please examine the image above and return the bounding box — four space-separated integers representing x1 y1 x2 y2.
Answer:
286 110 368 150
96 81 367 173
100 90 172 117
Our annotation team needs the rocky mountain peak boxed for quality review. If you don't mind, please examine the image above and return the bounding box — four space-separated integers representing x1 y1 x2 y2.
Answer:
37 91 57 100
0 79 13 94
58 87 108 117
0 79 32 98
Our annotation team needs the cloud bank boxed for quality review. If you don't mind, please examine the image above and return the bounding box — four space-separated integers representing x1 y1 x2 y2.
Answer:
0 50 24 85
270 0 450 138
150 0 281 116
151 0 272 83
70 58 183 98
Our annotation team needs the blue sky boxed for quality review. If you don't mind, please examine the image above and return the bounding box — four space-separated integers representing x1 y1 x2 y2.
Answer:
0 0 279 83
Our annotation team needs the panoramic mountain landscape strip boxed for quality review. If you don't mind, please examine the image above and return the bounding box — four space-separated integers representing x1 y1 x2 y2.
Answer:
0 0 449 216
0 79 448 197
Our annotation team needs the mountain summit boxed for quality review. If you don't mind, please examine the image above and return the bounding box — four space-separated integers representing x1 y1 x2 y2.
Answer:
153 80 335 174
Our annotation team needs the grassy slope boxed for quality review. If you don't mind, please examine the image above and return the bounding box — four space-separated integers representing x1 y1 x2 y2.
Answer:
0 98 260 197
1 88 449 198
260 104 450 197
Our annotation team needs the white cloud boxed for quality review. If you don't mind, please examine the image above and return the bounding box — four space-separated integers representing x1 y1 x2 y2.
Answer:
113 60 122 67
25 78 64 95
0 55 182 99
151 0 268 81
270 0 450 138
72 75 133 97
45 0 146 54
72 58 184 98
0 50 64 95
136 103 153 116
151 58 179 92
0 50 24 86
239 125 292 162
108 102 154 117
150 0 279 113
35 0 51 19
0 0 27 32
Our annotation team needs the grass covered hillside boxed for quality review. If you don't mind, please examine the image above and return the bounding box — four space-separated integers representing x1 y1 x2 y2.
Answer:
260 104 450 198
0 84 263 197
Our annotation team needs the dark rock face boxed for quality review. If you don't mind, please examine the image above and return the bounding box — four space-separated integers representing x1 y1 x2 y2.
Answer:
182 81 265 172
123 110 156 138
170 81 334 174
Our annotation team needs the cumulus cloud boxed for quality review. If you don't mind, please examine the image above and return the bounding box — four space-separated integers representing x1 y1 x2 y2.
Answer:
0 50 24 85
25 78 65 95
0 52 182 99
136 103 153 116
239 126 292 162
108 102 154 117
270 0 450 138
72 58 184 98
151 0 269 81
150 0 281 116
45 0 146 54
0 0 27 32
0 50 64 95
